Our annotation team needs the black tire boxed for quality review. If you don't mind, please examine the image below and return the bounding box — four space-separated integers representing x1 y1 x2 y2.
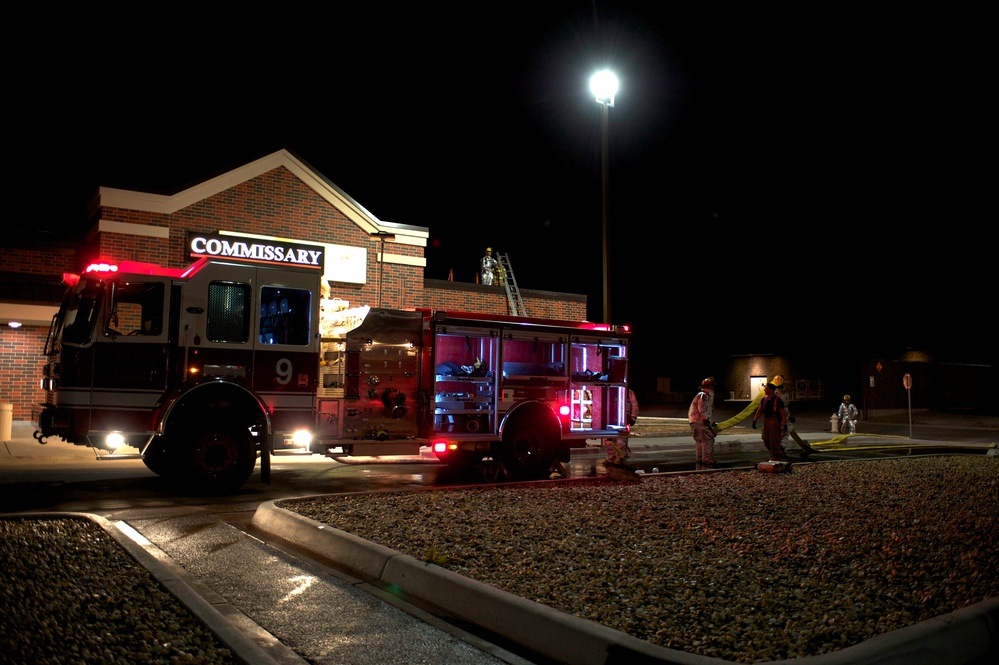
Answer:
501 417 556 480
186 428 256 491
141 436 179 478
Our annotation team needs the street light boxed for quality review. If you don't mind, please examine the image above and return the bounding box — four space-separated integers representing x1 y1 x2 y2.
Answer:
590 69 618 324
372 231 396 307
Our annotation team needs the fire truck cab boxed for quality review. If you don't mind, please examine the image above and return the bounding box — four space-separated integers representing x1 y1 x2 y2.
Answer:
34 233 632 491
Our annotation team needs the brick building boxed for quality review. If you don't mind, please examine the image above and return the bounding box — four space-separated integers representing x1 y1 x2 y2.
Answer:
0 149 586 421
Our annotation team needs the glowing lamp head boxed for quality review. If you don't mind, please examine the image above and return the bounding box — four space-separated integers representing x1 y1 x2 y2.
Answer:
106 432 127 450
290 430 313 447
590 69 619 107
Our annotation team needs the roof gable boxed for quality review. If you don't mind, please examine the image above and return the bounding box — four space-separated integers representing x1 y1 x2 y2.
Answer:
95 149 427 244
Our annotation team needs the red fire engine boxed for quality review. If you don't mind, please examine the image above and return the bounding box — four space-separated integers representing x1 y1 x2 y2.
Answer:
34 232 632 491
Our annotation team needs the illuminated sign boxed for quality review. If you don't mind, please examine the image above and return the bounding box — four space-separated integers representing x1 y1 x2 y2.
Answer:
188 233 324 269
324 244 366 284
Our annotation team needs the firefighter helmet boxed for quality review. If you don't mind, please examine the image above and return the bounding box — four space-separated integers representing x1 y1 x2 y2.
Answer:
843 394 851 401
700 377 715 388
771 375 785 387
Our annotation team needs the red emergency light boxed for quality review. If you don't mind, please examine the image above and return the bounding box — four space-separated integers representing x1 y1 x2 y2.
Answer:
80 258 202 279
84 262 119 274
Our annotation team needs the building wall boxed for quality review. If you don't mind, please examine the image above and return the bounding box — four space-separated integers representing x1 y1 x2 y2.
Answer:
859 359 996 418
723 356 801 400
420 280 587 320
0 244 79 274
1 326 49 420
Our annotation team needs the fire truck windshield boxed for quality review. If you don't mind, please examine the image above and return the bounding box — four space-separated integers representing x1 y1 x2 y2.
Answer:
59 278 104 345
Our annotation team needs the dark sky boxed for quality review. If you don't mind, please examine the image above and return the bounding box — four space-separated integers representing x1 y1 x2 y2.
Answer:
11 4 994 386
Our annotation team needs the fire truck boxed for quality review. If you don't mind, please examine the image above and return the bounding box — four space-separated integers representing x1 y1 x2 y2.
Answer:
33 232 632 491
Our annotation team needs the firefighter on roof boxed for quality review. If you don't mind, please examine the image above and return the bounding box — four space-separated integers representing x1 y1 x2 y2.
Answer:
480 247 497 285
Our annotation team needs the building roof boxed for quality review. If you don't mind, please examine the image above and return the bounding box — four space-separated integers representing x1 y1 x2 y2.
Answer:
95 148 429 246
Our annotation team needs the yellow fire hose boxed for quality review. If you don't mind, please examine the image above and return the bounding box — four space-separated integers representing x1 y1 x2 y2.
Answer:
713 391 764 432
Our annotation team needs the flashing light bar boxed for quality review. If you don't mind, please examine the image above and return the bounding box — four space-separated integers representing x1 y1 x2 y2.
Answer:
85 262 119 274
78 259 195 279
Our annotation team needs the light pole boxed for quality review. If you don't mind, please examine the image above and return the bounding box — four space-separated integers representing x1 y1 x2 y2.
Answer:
590 69 618 324
372 231 395 308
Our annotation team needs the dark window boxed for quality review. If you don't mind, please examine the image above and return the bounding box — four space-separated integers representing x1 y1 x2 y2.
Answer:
207 282 250 343
259 286 312 345
61 279 103 345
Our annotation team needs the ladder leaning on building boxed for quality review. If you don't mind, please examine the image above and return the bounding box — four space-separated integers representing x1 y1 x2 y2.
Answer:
496 253 525 316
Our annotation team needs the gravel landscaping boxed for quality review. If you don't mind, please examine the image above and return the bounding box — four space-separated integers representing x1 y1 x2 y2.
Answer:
280 455 999 663
0 517 236 665
2 455 995 664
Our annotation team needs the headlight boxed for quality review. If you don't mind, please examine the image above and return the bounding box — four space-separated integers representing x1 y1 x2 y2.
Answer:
106 432 126 450
291 430 313 447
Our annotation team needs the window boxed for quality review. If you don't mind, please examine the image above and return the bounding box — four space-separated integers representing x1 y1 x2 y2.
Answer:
259 286 312 345
207 282 251 343
104 281 165 336
61 278 103 345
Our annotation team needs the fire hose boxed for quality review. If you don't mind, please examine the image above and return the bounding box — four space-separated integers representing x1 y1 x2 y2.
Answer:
712 391 764 433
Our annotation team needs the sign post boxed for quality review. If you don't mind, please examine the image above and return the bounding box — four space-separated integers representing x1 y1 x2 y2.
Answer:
903 373 913 438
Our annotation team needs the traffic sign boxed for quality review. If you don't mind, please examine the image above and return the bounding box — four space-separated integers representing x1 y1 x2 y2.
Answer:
903 373 912 389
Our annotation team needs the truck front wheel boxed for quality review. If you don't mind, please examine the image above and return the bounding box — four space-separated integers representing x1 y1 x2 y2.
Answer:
187 428 256 491
142 436 179 478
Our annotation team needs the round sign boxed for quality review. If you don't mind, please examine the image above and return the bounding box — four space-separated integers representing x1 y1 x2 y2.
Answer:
903 373 912 389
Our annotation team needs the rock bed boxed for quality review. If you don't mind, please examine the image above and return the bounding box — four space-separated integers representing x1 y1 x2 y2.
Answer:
281 455 999 663
0 517 236 665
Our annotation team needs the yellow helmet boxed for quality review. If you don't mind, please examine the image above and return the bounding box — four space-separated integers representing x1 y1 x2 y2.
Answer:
771 375 785 387
843 394 851 401
700 377 715 388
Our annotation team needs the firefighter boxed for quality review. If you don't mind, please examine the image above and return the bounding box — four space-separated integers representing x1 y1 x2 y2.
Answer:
626 388 639 427
688 377 717 468
838 395 859 434
480 248 497 286
752 381 789 460
771 374 792 455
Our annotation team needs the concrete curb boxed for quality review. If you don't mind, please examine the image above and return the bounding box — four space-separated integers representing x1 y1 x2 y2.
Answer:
251 501 998 665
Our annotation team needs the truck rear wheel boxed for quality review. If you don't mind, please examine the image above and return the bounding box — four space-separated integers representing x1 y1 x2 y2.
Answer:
187 427 256 491
501 418 556 480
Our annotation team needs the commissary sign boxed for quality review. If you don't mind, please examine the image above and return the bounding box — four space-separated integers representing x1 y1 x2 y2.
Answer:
188 232 324 269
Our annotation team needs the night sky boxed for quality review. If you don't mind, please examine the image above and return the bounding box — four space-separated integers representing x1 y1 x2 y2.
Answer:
11 4 993 391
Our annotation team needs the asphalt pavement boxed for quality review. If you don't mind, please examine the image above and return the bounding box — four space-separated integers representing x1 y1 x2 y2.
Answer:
3 414 998 665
